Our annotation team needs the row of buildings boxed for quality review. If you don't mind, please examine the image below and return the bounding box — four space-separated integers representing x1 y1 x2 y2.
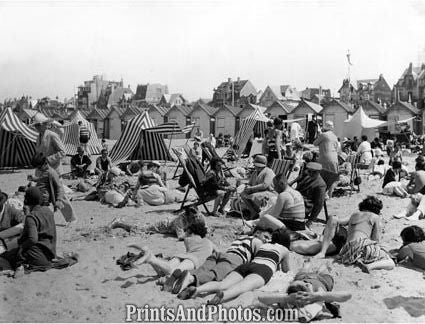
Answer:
3 62 425 140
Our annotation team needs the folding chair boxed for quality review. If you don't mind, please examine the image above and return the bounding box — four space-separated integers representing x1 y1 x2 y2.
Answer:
320 169 340 221
172 148 216 214
270 159 294 179
345 154 361 194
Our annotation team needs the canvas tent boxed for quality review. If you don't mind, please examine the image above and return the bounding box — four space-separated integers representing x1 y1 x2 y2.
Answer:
109 111 172 164
62 110 103 155
343 106 415 139
234 107 270 155
0 108 38 168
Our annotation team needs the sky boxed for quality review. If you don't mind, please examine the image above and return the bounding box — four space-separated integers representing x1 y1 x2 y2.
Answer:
0 0 425 102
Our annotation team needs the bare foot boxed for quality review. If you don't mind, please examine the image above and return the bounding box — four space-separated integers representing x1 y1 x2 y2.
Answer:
357 261 370 273
207 291 224 305
313 252 327 259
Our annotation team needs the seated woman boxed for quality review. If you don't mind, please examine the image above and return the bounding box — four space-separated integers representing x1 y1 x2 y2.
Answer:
406 161 425 195
291 197 395 274
203 157 235 217
395 225 425 270
367 158 388 180
132 161 183 206
189 142 202 162
181 228 291 305
128 222 216 292
382 158 409 197
245 173 305 231
259 263 351 322
393 193 425 221
0 187 56 278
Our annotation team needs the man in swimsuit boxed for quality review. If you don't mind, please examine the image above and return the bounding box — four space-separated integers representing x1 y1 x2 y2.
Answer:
95 149 112 175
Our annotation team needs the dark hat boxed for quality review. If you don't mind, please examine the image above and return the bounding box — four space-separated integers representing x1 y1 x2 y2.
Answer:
0 190 8 206
24 187 43 206
253 155 267 167
306 162 322 171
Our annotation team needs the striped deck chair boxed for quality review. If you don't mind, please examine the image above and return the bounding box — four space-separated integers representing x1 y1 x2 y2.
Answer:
172 148 216 214
346 154 361 194
270 159 294 178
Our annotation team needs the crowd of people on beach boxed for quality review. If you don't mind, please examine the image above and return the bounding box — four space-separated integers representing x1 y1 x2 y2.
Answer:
1 112 425 321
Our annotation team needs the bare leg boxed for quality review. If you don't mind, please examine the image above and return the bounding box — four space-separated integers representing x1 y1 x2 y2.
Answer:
176 259 196 272
250 214 286 231
147 257 181 276
195 271 244 297
358 258 395 273
213 191 225 214
219 273 265 303
218 191 232 213
291 240 323 255
315 215 339 258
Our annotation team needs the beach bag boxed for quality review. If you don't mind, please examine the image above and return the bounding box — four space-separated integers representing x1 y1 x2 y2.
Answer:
353 170 362 186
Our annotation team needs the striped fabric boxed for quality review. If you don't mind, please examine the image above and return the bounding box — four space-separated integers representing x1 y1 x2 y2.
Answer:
226 236 255 264
110 111 172 163
252 243 285 272
0 108 37 168
271 159 293 178
146 121 182 135
234 108 269 155
182 122 195 134
62 110 103 155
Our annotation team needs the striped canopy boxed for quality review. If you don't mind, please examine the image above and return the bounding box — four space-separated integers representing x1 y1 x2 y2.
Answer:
110 111 172 164
62 110 103 155
0 108 38 168
146 121 183 134
234 108 270 155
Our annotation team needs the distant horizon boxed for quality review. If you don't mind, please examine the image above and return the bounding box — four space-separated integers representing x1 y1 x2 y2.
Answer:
1 0 425 102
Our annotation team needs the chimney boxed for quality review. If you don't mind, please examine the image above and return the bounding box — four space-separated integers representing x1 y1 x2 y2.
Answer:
408 62 413 74
228 78 232 83
237 77 240 82
379 74 383 79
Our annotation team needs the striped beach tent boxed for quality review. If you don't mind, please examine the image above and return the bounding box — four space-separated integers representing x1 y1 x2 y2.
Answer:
110 111 172 164
0 108 38 168
233 107 270 155
62 110 103 155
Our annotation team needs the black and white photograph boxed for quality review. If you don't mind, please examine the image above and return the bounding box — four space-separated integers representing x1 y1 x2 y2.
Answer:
1 0 425 322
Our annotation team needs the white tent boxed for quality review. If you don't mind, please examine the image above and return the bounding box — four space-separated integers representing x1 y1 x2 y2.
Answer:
344 106 415 139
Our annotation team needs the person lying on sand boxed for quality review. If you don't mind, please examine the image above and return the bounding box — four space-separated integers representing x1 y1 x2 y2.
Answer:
394 225 425 270
393 193 425 221
128 222 217 292
176 232 266 298
382 159 409 198
178 228 291 305
292 196 395 273
258 262 351 322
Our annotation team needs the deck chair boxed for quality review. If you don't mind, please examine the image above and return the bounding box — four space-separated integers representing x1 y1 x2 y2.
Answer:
320 169 340 221
172 148 216 214
271 159 294 179
344 154 361 194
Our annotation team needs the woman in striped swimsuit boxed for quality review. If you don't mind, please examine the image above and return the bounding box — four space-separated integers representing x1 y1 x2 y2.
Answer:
204 228 291 305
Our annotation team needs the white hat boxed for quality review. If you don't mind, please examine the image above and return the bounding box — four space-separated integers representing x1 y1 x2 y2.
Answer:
325 120 334 129
30 112 51 126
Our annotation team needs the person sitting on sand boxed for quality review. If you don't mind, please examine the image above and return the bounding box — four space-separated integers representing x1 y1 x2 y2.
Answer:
368 158 388 181
395 225 425 270
293 162 326 227
175 233 266 298
291 196 395 274
0 190 25 254
240 155 276 220
128 222 216 292
203 157 235 217
95 149 112 175
406 161 425 194
393 193 425 221
244 173 306 232
258 263 351 322
0 187 56 278
181 228 291 305
70 146 92 178
382 158 409 197
132 161 184 206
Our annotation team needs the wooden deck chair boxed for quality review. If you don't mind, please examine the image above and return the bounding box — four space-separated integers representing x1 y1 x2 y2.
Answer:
320 169 340 221
346 154 361 194
172 148 216 214
271 159 294 179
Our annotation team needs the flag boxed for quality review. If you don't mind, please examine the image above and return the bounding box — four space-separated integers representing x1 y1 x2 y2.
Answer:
346 50 353 65
182 122 195 134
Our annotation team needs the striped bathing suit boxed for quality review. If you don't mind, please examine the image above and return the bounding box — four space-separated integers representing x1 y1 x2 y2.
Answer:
226 236 256 264
252 243 286 272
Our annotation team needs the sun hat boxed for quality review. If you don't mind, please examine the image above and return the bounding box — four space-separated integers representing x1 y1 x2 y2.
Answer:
253 155 267 167
306 162 322 171
30 112 51 126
